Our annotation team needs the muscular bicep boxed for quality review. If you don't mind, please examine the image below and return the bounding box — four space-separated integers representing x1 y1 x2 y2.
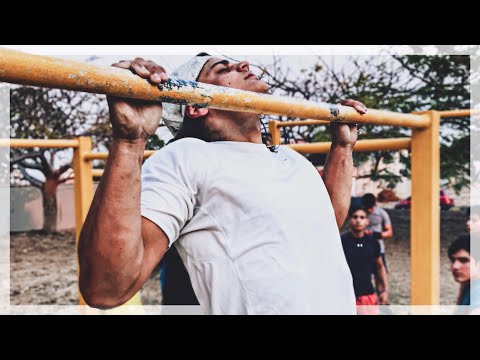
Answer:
133 217 170 288
113 216 169 304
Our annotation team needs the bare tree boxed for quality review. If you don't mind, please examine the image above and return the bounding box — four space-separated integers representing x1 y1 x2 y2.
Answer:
10 86 109 232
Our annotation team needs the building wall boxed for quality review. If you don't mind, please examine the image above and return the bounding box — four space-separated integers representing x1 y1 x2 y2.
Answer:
10 183 98 232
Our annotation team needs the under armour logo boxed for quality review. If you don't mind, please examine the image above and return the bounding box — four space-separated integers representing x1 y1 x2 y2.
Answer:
357 244 363 247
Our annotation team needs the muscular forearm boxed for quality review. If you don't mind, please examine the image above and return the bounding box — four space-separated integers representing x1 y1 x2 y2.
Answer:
381 229 393 239
78 138 146 307
323 144 354 227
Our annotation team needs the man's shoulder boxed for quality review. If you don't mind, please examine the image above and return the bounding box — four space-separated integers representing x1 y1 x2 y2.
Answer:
375 206 391 217
164 137 209 151
279 145 308 160
278 146 320 173
152 138 211 159
144 138 212 173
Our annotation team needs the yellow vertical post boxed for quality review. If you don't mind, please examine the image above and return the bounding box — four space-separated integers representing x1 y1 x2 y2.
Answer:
72 136 93 305
411 111 440 305
269 120 281 145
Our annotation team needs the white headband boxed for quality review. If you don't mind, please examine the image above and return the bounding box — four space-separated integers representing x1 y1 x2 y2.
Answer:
161 55 214 134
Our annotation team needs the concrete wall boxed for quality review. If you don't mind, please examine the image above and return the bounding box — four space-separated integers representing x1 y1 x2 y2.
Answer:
10 183 95 232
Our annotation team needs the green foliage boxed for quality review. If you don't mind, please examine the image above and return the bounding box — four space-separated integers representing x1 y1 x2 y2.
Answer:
441 134 470 192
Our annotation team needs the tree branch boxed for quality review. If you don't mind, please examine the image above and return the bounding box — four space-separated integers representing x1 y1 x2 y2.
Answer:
319 57 348 94
18 166 43 188
358 174 373 179
10 152 43 166
37 151 53 177
58 163 72 176
392 56 436 87
19 160 44 171
372 153 383 176
58 175 74 184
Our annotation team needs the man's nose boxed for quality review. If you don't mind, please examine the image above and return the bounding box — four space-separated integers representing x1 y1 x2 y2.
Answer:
237 60 250 72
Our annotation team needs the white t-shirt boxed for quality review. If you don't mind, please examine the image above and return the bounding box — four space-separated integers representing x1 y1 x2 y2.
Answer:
141 138 356 314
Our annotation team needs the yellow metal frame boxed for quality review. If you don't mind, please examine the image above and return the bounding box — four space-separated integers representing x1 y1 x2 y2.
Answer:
72 137 93 305
411 111 440 304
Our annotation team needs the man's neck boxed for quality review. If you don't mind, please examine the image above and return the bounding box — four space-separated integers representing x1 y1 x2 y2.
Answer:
224 131 263 143
351 230 365 238
209 111 263 144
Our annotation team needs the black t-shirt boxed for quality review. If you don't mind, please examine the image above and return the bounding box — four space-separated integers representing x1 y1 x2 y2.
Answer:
341 232 381 297
162 245 199 305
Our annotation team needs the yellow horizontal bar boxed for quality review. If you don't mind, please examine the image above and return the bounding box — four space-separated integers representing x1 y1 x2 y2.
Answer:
438 109 480 118
0 138 79 148
92 169 104 177
287 138 411 154
276 120 330 127
0 48 429 129
83 150 156 161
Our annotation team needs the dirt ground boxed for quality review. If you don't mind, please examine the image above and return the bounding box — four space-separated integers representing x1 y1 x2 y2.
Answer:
10 209 466 306
9 230 163 305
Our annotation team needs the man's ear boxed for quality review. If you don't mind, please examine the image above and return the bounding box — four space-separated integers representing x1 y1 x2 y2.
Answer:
185 105 208 118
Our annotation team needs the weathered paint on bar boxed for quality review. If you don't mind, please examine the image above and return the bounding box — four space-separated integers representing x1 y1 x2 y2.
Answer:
0 48 430 128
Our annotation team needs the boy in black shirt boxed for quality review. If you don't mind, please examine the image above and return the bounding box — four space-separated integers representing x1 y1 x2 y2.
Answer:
341 207 389 314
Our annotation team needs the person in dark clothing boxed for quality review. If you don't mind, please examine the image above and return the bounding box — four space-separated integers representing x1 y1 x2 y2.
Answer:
161 245 199 305
341 207 388 315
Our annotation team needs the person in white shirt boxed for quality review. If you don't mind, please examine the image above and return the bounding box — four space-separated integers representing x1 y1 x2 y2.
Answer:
78 53 367 314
